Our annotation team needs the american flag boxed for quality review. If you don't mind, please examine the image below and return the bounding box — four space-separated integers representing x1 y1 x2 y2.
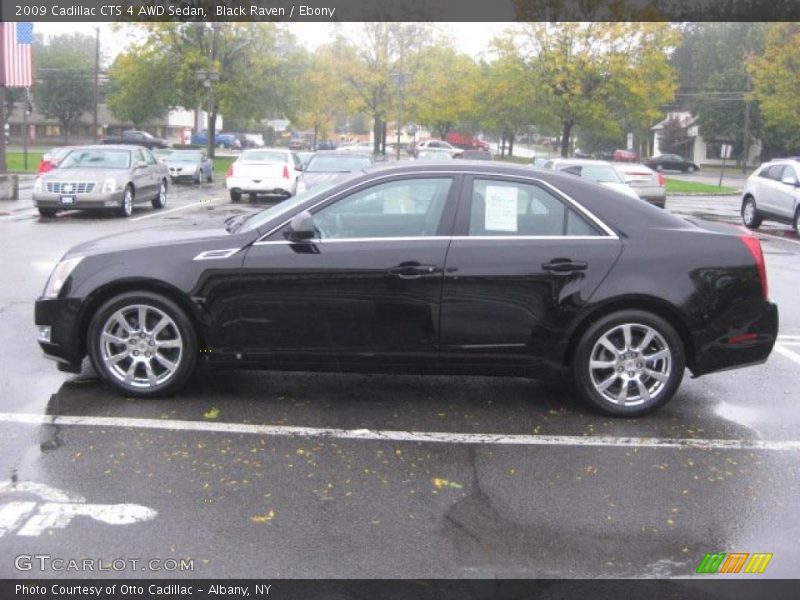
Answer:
1 22 34 87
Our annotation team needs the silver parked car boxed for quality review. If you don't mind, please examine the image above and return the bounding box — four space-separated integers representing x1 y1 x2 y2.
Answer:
613 162 667 208
165 150 213 184
542 158 640 200
34 145 169 218
741 160 800 234
303 151 373 190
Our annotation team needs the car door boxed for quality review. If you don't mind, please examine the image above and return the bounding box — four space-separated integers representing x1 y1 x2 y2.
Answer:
756 164 786 215
236 174 461 368
131 148 154 200
439 175 623 374
143 148 162 196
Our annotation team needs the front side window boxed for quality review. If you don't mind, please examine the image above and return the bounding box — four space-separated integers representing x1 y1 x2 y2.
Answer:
469 179 600 237
312 177 453 239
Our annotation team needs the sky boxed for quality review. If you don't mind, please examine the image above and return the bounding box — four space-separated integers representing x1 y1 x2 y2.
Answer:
32 22 514 62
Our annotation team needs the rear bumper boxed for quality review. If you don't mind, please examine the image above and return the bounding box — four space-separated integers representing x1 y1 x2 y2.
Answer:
692 300 779 376
226 176 292 194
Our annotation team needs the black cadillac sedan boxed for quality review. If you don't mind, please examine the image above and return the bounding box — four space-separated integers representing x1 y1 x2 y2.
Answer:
35 162 778 417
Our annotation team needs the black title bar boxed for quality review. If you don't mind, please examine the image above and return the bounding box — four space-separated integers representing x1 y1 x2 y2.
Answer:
2 0 800 22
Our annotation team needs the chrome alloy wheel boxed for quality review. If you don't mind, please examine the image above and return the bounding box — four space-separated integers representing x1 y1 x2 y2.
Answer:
743 200 756 225
122 188 133 216
588 323 672 406
99 304 183 389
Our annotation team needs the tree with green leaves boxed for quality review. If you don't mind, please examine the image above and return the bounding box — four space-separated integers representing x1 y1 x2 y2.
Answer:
106 47 174 129
33 33 96 143
406 45 480 140
749 23 800 156
292 46 347 147
517 23 678 158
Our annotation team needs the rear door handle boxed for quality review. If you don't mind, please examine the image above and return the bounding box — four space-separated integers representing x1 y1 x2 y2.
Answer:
542 258 588 273
389 263 439 279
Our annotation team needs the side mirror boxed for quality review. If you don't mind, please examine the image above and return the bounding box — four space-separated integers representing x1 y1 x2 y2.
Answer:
781 176 799 187
287 211 316 242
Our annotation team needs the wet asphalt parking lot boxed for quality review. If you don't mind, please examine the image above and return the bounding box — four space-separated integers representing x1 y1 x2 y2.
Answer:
0 179 798 579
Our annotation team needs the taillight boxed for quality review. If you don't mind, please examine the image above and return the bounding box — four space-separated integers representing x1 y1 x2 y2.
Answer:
282 164 290 179
656 172 665 187
740 235 768 300
226 164 234 177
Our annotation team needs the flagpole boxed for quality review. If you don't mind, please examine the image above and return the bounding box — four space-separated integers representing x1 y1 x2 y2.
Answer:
0 84 7 174
23 88 29 171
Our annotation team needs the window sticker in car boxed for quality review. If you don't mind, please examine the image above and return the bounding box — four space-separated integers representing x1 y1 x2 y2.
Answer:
484 185 519 232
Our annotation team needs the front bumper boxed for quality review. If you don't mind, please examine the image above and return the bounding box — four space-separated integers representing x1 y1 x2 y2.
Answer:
35 296 85 370
226 176 292 195
692 300 779 376
33 189 125 210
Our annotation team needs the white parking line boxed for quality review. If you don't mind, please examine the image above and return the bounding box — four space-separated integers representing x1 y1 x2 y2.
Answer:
0 412 798 452
131 198 219 222
774 344 800 367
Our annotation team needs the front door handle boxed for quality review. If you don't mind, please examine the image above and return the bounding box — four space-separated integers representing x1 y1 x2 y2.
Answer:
389 263 439 280
542 258 588 273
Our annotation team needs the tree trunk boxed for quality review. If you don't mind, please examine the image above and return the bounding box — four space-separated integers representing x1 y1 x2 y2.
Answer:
373 115 382 154
208 110 218 159
313 124 318 149
560 121 572 158
508 133 515 157
63 122 70 145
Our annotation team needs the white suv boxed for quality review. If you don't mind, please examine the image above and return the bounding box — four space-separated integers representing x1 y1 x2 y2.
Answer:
414 140 462 158
741 160 800 234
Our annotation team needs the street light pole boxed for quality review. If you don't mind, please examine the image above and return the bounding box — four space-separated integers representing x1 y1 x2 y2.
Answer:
93 26 100 143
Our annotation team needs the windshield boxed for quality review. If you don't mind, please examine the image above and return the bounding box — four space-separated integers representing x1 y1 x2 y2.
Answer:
306 154 371 173
240 150 287 163
170 151 203 162
59 149 131 170
235 183 335 234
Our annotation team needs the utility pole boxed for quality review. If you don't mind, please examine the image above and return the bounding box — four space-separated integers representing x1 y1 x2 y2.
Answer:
395 42 405 161
93 26 100 143
742 71 752 175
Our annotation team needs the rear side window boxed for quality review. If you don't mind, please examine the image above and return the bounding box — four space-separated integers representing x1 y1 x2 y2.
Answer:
760 164 787 180
469 179 600 237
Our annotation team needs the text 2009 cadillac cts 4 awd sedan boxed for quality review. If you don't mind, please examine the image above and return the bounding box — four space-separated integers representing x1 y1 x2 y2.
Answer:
35 163 778 417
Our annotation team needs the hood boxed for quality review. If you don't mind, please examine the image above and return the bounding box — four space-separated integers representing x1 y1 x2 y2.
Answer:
303 171 356 189
599 181 641 200
42 168 128 181
66 221 236 258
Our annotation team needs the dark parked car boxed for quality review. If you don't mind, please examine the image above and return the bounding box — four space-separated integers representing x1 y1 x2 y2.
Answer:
102 130 169 150
35 163 777 417
644 154 700 173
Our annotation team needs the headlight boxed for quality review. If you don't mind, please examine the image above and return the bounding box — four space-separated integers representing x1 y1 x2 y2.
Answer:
43 256 84 299
102 179 117 193
34 177 43 193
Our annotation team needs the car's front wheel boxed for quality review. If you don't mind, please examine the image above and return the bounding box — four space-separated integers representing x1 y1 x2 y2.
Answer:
793 208 800 236
119 185 134 217
742 195 763 229
572 310 685 417
686 165 696 173
38 207 57 218
151 180 167 209
87 292 197 397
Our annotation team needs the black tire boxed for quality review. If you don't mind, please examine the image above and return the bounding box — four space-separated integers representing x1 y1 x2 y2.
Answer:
151 180 167 209
742 195 763 230
686 165 696 173
230 189 241 203
38 207 57 218
119 185 134 218
572 310 685 417
654 164 663 172
87 291 198 398
793 208 800 236
193 172 201 185
206 171 213 183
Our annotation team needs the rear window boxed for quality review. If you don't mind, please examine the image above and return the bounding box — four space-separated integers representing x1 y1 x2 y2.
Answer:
241 150 287 163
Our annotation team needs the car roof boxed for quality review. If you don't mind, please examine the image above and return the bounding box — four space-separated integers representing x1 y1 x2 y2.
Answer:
69 145 135 151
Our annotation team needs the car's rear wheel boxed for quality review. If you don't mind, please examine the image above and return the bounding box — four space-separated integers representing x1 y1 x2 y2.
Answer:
230 189 241 203
119 186 134 217
572 310 685 417
742 195 763 229
686 165 696 173
151 180 167 209
87 292 197 397
654 164 663 172
38 208 57 218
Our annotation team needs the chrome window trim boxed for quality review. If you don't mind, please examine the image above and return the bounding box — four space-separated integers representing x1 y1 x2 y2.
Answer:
254 169 619 244
254 235 617 246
